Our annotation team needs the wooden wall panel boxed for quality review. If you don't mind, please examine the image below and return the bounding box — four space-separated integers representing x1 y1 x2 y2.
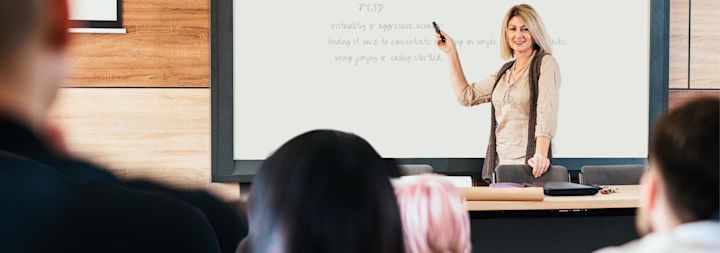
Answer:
670 0 689 89
49 88 238 201
66 0 209 87
669 90 720 109
690 0 720 89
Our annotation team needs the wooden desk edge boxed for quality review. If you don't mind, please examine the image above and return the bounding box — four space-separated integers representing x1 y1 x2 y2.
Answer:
466 185 641 211
467 200 639 211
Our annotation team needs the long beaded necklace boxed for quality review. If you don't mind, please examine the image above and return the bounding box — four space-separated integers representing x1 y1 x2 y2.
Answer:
503 53 533 104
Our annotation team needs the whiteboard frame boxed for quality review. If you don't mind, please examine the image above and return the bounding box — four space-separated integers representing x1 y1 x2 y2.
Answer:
211 0 669 183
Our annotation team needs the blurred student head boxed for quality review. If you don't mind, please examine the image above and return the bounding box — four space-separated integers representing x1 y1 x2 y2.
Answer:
0 0 70 127
394 174 472 253
636 97 719 235
239 129 404 253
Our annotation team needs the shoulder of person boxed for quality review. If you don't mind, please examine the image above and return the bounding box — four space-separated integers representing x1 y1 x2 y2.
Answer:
72 181 209 221
67 182 222 252
0 155 69 189
123 179 238 214
0 157 75 252
593 240 650 253
57 158 120 183
540 54 559 69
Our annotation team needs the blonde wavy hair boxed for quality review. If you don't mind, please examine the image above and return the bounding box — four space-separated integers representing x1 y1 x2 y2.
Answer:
500 4 553 60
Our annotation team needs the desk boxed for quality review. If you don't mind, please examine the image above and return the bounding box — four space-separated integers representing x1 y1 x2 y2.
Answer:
467 185 640 211
468 185 640 253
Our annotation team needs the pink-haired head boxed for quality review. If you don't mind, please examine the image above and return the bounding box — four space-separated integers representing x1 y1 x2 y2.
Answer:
393 174 472 253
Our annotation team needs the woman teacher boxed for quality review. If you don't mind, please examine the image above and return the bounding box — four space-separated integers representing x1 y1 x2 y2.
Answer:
436 4 560 183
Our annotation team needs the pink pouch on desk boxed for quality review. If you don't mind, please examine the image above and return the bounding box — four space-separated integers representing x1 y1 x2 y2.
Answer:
489 182 526 188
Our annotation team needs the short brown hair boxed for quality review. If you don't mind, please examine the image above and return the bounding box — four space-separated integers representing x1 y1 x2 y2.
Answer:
650 97 719 222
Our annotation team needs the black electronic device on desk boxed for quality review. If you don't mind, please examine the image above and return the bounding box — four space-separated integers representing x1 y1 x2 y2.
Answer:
543 182 599 196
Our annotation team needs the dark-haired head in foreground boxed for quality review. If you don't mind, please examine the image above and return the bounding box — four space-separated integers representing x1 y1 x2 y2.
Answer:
640 97 719 231
595 97 719 253
238 130 404 253
0 0 243 252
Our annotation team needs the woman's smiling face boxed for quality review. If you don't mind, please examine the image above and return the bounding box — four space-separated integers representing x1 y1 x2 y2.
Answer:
506 16 534 56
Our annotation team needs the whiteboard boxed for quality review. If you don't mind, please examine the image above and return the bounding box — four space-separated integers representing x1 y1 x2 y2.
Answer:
232 0 650 160
69 0 118 21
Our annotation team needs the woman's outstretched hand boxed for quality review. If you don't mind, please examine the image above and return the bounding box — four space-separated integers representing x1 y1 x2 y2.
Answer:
435 31 456 54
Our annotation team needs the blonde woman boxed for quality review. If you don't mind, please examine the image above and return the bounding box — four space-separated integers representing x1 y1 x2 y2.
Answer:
436 4 560 183
394 174 471 253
